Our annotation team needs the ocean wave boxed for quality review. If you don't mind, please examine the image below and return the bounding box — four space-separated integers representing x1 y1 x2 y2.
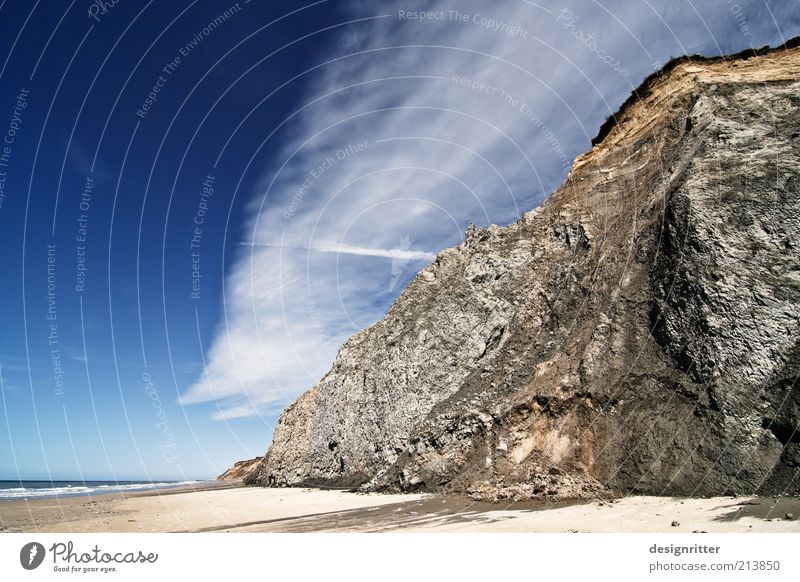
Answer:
0 480 202 499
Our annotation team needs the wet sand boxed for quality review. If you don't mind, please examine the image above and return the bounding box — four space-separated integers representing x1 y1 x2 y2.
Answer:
1 483 799 533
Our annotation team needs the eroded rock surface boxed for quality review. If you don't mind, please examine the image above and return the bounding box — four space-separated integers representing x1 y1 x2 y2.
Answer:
243 43 800 500
217 458 262 481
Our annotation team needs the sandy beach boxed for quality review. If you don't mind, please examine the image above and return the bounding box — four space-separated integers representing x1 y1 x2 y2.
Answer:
1 482 799 533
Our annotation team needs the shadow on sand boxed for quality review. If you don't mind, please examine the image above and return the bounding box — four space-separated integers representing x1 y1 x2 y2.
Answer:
177 495 586 533
711 498 799 523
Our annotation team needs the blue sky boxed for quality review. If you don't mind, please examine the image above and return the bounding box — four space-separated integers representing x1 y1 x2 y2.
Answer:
0 0 797 481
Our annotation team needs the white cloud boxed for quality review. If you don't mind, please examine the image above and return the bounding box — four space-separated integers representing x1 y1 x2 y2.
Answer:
181 0 798 420
241 240 437 262
311 241 436 262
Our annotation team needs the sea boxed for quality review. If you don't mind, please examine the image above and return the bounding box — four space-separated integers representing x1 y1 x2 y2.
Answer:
0 480 204 500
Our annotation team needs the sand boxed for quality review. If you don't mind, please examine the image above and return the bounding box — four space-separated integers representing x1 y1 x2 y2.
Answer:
1 482 799 533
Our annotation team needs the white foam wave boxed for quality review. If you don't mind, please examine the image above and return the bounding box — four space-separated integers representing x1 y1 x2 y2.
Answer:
0 480 202 499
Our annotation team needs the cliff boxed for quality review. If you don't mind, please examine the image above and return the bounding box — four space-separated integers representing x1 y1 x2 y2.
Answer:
242 42 800 500
217 458 262 481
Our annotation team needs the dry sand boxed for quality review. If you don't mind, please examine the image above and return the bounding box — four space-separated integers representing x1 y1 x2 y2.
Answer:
1 482 799 533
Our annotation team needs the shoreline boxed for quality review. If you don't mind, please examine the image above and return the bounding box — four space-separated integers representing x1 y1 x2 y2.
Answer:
1 483 798 533
0 479 239 502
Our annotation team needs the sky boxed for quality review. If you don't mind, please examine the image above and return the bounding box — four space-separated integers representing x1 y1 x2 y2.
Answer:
0 0 797 482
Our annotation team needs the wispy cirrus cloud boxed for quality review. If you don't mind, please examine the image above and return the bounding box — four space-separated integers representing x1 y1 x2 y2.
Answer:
181 0 799 420
240 240 437 262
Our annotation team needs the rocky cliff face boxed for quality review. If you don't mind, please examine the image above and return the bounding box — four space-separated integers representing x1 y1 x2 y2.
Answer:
243 43 800 500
